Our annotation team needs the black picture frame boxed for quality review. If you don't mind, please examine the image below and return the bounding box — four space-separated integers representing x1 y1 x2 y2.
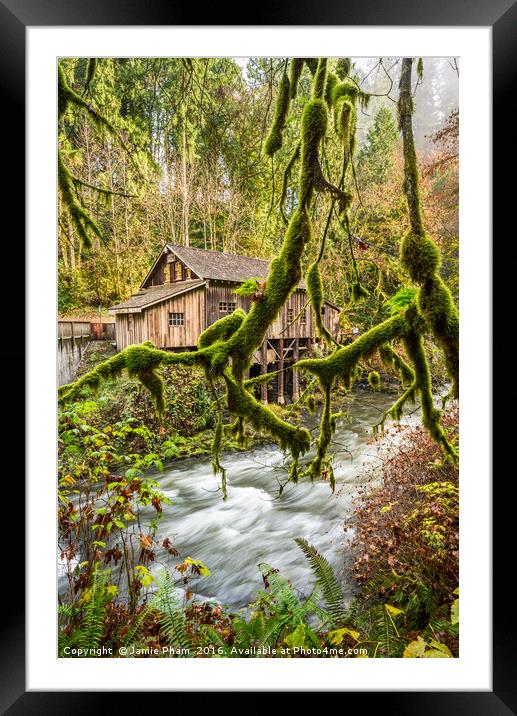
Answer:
2 0 506 710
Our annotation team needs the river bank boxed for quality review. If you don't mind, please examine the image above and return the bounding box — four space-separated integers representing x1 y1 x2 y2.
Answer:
58 349 458 657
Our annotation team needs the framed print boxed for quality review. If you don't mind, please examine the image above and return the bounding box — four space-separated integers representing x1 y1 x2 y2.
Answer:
1 0 508 709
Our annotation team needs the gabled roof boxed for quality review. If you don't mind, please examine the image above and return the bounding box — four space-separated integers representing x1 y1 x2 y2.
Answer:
109 279 205 313
164 244 271 284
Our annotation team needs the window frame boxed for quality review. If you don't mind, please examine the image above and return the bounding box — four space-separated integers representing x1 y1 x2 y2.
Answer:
168 312 185 327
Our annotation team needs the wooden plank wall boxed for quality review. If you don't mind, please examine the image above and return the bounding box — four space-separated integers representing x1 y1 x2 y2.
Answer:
206 283 340 340
145 287 205 349
115 314 145 351
114 283 339 351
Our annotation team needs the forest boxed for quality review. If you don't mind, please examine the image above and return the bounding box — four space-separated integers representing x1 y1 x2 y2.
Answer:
58 56 459 659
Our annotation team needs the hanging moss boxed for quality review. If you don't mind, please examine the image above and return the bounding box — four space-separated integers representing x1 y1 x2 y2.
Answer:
58 152 103 249
403 329 458 461
278 142 301 216
289 58 305 99
298 313 409 390
336 58 352 80
211 414 227 500
351 281 370 304
303 58 319 76
312 58 328 100
264 71 291 158
299 98 351 213
309 382 336 491
307 262 334 346
398 58 459 398
324 72 338 108
417 58 424 81
368 370 381 391
378 344 414 386
224 372 311 458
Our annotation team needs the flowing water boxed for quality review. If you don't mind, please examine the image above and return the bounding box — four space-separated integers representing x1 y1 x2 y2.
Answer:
136 388 419 610
59 388 420 608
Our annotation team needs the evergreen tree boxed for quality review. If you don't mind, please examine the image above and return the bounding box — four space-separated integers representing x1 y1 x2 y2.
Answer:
357 106 398 183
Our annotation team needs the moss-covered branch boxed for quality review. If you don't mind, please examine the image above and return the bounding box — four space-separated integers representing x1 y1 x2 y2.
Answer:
297 312 410 389
398 58 459 398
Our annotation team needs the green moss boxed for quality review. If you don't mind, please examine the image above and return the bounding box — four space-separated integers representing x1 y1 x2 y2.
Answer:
278 142 301 216
368 370 381 391
309 382 336 491
336 58 352 79
378 344 414 386
324 72 338 107
312 58 328 100
398 58 459 398
351 281 370 304
331 79 359 106
400 232 440 284
299 313 409 391
264 71 291 157
307 262 334 346
403 330 458 462
224 372 310 458
58 152 102 249
303 58 318 75
198 309 246 349
289 58 304 99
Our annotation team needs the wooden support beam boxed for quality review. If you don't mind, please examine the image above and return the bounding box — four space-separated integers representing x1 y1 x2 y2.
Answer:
260 341 268 405
292 338 300 402
277 338 285 405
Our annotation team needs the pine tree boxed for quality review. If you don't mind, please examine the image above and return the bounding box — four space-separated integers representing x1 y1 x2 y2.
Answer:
358 106 398 183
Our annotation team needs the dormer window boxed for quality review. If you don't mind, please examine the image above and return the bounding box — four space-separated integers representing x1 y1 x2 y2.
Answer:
175 263 183 281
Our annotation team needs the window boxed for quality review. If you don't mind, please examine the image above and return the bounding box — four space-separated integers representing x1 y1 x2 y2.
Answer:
287 308 294 323
219 301 236 313
300 311 307 325
175 263 183 281
168 312 184 326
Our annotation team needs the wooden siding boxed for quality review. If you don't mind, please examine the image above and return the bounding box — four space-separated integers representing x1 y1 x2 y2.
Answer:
115 313 146 350
143 252 198 288
114 281 339 351
145 287 205 349
205 282 340 340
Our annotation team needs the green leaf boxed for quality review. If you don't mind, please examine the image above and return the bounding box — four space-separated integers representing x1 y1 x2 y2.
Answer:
450 598 459 625
328 627 360 645
284 624 307 649
184 557 211 576
403 637 427 658
384 603 404 617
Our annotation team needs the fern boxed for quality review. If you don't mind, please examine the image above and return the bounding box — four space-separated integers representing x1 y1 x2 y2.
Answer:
295 538 347 625
384 287 417 315
123 598 158 649
154 570 192 655
198 625 233 656
372 605 404 658
77 568 110 652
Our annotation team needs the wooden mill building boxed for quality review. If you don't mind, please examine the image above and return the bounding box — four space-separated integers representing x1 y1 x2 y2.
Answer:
109 244 340 404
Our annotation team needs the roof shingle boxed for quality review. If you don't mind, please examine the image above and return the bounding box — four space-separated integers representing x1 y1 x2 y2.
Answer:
109 279 205 312
166 244 271 283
